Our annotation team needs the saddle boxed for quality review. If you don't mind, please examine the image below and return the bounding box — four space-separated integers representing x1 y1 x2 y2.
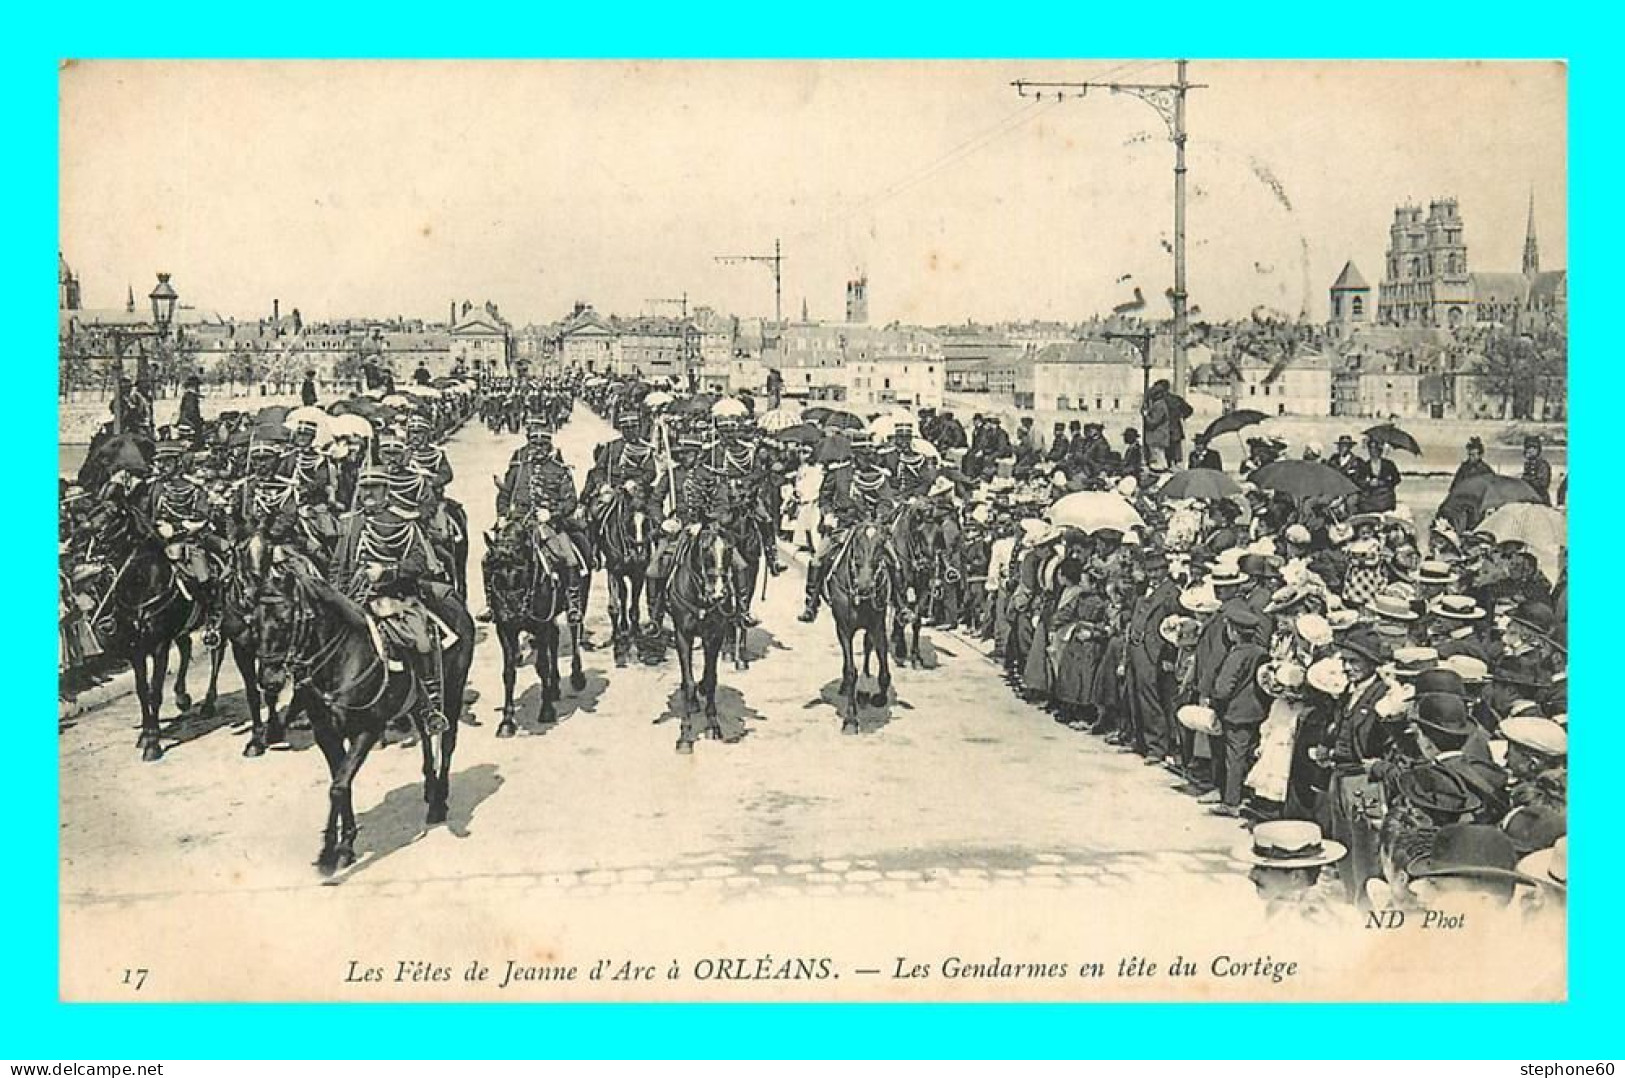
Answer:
365 595 458 661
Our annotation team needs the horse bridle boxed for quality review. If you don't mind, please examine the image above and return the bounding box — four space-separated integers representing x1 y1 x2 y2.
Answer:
259 567 391 714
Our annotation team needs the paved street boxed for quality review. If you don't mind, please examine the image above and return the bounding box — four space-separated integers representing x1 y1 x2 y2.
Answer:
57 405 1289 1000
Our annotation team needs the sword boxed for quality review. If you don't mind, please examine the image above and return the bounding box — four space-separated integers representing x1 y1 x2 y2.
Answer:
88 551 136 627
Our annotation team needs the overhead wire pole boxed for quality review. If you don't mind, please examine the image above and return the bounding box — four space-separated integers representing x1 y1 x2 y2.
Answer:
646 292 689 317
714 238 783 326
1013 60 1205 395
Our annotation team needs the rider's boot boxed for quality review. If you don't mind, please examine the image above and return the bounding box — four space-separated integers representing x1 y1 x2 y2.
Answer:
416 651 450 736
763 529 786 577
798 563 822 623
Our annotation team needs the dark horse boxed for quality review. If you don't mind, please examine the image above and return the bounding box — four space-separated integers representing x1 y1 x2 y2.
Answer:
587 488 651 667
82 499 203 762
665 524 739 753
481 518 585 736
720 509 764 672
198 533 289 757
887 499 939 669
255 553 475 874
824 521 899 734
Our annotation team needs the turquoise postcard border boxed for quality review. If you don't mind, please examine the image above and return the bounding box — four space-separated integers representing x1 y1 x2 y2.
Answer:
10 1 1615 1058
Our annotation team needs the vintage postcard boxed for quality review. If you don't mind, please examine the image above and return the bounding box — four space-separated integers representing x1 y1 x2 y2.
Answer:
57 59 1566 1002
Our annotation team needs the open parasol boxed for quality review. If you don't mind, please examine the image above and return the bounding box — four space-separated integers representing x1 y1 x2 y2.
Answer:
329 413 375 442
1157 467 1242 501
1045 490 1145 534
911 437 941 459
1363 423 1422 455
1475 503 1566 581
283 405 334 446
642 390 674 409
758 405 804 432
1250 460 1359 501
255 404 292 426
711 396 750 419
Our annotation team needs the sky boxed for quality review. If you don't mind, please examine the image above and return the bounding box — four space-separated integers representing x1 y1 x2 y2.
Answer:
59 60 1567 327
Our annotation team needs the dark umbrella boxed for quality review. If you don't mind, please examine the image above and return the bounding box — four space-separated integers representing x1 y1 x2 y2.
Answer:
80 432 155 486
256 404 292 426
801 406 836 425
1437 474 1542 532
1250 460 1359 501
1364 423 1422 455
1158 467 1242 501
820 410 865 431
1200 409 1267 443
666 394 718 416
778 423 823 445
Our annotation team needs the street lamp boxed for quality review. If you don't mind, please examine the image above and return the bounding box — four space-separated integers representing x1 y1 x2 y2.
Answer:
110 272 179 434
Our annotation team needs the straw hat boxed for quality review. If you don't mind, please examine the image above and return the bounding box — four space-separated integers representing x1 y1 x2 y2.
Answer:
1234 820 1347 869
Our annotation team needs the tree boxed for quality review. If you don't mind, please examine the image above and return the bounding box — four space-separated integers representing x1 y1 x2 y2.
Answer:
1475 330 1566 420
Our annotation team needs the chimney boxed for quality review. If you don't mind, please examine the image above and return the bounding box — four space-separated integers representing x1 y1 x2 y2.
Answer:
273 298 280 323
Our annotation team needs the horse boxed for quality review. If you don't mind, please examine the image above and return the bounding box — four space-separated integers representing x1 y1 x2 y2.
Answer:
432 497 471 598
587 488 652 667
665 524 739 753
824 520 899 734
887 499 940 669
197 533 290 757
481 517 585 736
81 498 203 762
254 554 474 874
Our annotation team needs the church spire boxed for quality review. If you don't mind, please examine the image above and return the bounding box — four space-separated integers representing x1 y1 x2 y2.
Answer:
1523 188 1540 276
126 284 135 313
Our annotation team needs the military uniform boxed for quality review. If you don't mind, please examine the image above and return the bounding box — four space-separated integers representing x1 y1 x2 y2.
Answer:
708 432 785 575
584 430 660 518
647 449 755 629
331 472 451 731
799 451 902 621
496 435 588 618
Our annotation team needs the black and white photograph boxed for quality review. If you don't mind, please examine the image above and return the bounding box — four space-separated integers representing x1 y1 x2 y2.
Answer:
57 60 1567 1002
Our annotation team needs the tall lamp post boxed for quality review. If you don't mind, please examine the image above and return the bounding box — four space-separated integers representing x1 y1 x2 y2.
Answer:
1103 329 1155 398
110 273 179 434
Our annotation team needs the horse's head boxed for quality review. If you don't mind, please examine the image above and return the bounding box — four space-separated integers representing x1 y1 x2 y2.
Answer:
253 553 317 693
694 524 734 609
845 523 891 604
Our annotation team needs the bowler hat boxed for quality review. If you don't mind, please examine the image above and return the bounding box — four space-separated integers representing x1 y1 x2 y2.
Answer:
1508 600 1558 638
1395 765 1482 817
1415 693 1475 739
1226 605 1268 634
1238 553 1279 578
1493 654 1548 689
1413 668 1467 699
1338 625 1389 665
1406 823 1533 885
